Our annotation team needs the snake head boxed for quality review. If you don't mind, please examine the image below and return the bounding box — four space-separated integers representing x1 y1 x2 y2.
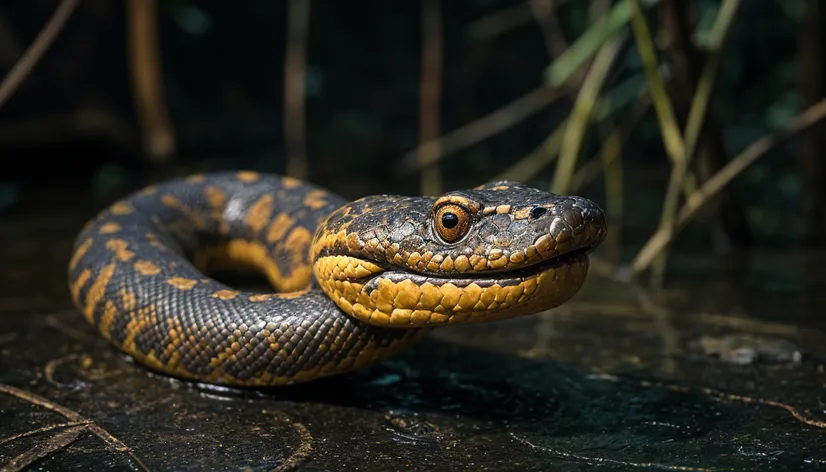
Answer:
311 181 607 327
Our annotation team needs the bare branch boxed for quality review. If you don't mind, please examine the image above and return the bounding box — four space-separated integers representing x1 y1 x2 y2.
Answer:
284 0 311 179
127 0 175 162
0 0 81 110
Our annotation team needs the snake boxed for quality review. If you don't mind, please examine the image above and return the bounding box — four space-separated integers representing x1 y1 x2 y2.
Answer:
67 171 607 386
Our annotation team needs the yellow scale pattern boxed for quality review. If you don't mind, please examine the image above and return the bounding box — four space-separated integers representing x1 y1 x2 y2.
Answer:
313 255 589 327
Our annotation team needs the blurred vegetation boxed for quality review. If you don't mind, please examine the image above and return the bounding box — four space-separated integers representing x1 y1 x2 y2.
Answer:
0 0 823 287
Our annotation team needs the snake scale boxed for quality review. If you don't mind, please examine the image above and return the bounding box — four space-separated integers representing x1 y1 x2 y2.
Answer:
67 171 607 386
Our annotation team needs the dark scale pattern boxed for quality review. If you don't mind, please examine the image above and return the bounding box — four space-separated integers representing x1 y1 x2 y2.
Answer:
68 172 427 386
314 180 607 276
68 172 605 386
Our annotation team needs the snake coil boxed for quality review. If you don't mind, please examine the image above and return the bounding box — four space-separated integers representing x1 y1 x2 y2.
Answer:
68 171 607 386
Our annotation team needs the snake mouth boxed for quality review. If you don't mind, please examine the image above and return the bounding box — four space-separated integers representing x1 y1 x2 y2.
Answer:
363 246 592 290
313 245 593 327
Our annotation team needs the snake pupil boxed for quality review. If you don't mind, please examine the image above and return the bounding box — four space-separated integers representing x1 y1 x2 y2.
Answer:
530 207 547 219
442 212 459 228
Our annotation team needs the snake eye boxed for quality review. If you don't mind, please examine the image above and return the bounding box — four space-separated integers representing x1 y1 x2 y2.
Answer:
433 203 471 243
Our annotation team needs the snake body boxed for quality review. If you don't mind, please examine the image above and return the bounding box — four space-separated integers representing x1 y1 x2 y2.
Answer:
68 171 607 386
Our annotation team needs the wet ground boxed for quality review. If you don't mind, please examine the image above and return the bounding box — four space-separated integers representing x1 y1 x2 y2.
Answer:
2 190 826 471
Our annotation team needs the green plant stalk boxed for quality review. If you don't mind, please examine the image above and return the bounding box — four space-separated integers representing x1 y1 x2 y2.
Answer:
497 73 647 184
552 34 627 195
649 147 686 289
627 0 695 287
626 0 685 163
571 90 651 192
630 97 826 275
545 0 661 86
599 117 625 263
682 0 741 161
649 0 742 287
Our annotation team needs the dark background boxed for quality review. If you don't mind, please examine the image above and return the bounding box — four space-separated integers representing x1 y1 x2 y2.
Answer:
0 0 819 268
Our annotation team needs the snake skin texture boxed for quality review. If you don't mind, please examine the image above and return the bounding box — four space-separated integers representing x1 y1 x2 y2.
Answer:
68 171 607 386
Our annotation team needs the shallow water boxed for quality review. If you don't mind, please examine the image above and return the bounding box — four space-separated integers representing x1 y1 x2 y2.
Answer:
1 194 824 471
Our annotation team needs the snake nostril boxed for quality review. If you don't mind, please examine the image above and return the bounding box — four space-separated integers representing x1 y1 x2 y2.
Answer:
530 207 547 220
